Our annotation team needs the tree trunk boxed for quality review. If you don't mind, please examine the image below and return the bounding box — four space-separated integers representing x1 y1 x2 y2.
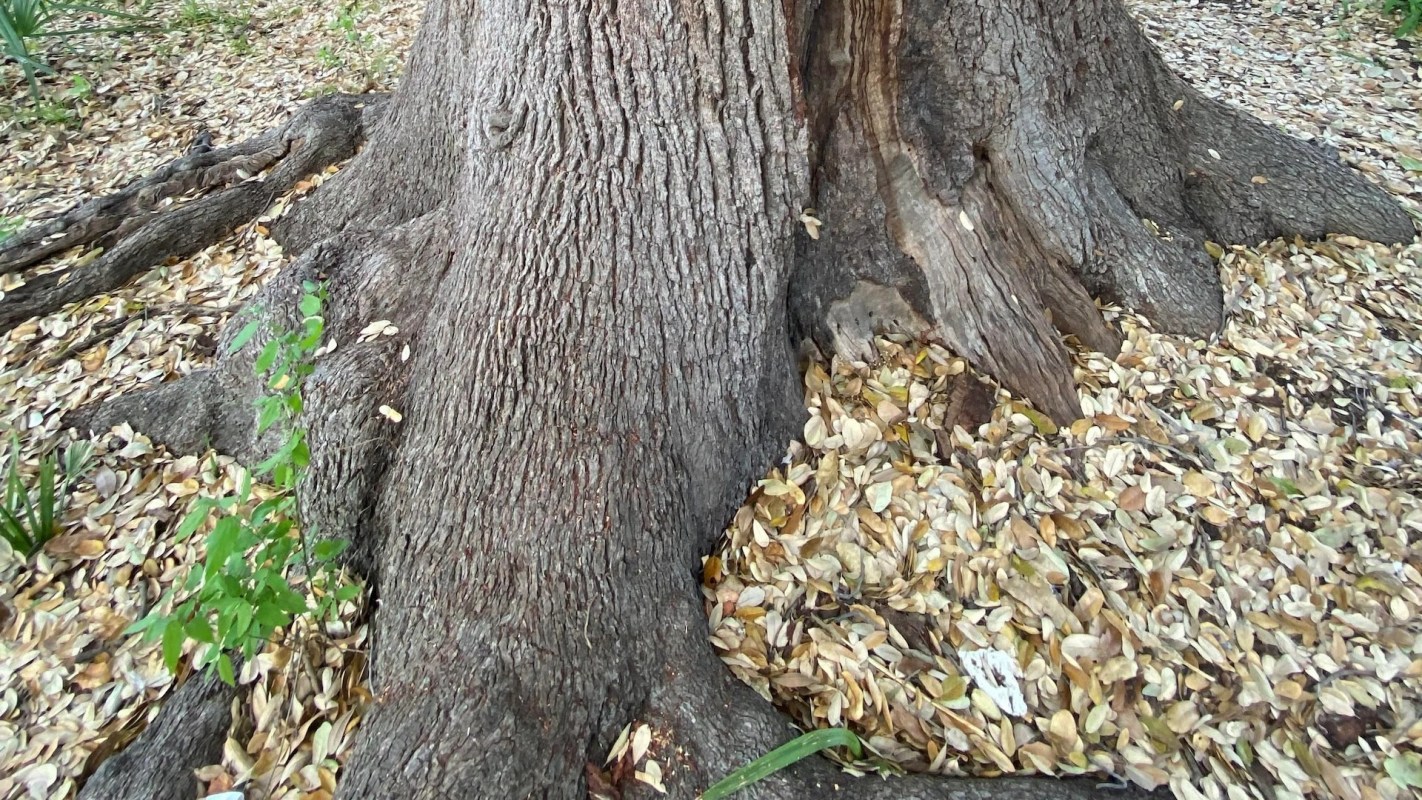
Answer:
50 0 1414 798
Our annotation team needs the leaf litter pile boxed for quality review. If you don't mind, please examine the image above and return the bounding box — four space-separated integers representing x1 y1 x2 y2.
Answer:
708 241 1422 798
0 1 1419 799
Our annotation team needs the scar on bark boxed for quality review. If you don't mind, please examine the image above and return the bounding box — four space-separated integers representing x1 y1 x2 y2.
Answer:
0 92 387 335
788 0 1415 425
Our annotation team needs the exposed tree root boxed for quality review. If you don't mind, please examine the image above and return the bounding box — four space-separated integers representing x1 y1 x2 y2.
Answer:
61 214 448 793
1174 88 1417 246
67 369 254 458
76 667 235 800
0 93 386 336
68 210 444 551
59 239 345 465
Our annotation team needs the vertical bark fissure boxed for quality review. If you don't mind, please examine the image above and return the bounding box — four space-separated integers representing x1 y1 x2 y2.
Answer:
336 1 805 796
795 0 1089 421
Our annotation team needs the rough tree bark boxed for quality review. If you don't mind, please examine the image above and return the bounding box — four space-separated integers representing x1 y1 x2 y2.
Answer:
12 0 1411 798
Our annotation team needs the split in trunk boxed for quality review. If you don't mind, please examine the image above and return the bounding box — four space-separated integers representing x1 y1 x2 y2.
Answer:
17 0 1413 797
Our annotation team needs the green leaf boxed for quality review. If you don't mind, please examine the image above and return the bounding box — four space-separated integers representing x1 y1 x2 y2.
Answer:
216 598 238 639
1235 737 1254 766
161 617 185 672
185 616 215 644
299 328 323 351
291 439 310 469
255 339 281 373
1399 155 1422 173
1269 476 1302 497
216 573 244 598
175 501 212 542
217 653 236 686
254 602 290 629
227 320 261 353
125 611 164 638
702 729 862 800
269 518 294 541
256 397 285 435
233 601 254 643
313 538 349 561
299 293 322 317
0 502 33 556
265 536 297 568
32 456 55 544
273 586 310 615
204 517 242 579
248 496 286 527
183 567 204 591
334 584 362 602
1385 754 1422 788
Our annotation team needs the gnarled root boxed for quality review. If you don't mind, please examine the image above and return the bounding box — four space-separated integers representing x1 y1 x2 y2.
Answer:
67 210 447 550
0 93 386 335
76 667 235 800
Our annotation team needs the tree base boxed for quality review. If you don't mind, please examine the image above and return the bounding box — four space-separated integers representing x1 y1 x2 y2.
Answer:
15 0 1414 796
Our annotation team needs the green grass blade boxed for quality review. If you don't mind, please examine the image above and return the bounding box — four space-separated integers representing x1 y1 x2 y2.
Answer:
59 441 93 497
35 456 57 546
8 451 43 544
3 438 23 508
700 729 862 800
0 502 33 555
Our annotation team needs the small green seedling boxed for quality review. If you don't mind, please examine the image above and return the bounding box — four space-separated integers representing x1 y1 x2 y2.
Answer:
1 0 149 101
0 433 94 557
127 283 358 684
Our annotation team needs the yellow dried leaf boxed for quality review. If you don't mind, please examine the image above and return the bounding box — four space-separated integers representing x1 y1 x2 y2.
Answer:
1047 709 1079 750
1182 472 1214 498
1200 504 1231 525
630 723 652 764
